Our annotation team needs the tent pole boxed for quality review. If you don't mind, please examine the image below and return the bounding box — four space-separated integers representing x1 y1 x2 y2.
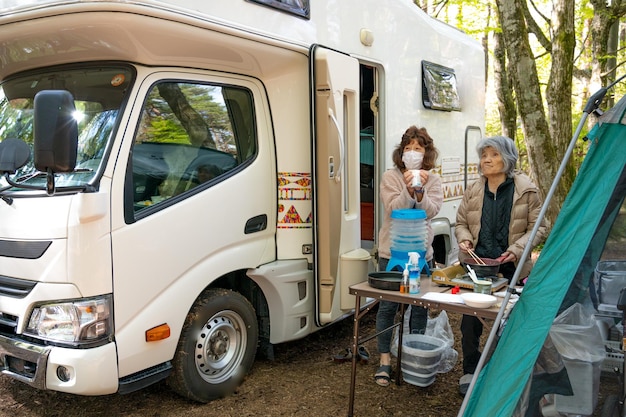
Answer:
456 79 620 416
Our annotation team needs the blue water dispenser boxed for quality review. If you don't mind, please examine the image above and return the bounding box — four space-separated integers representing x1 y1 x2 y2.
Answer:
386 209 429 275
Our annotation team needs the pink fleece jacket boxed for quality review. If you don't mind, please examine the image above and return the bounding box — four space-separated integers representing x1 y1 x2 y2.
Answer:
378 168 443 262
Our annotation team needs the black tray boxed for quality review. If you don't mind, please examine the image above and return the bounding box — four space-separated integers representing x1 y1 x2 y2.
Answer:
368 271 403 291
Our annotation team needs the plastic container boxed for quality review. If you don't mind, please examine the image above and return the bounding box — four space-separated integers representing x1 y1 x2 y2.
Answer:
392 334 446 388
408 252 420 294
389 209 427 253
473 279 492 294
401 356 440 376
410 169 422 188
339 248 372 309
388 236 426 252
594 260 626 313
400 265 410 294
401 367 436 387
550 303 605 416
553 358 601 415
392 334 447 366
387 209 427 272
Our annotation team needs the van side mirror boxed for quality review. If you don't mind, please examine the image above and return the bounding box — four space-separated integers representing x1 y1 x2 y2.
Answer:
33 90 78 173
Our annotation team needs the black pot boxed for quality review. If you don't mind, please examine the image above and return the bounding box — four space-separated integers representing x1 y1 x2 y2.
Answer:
460 258 500 277
368 271 404 291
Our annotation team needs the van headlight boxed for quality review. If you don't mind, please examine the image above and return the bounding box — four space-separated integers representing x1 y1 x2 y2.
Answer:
25 295 113 345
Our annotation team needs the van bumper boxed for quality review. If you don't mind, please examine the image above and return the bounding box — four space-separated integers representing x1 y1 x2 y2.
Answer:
0 334 119 395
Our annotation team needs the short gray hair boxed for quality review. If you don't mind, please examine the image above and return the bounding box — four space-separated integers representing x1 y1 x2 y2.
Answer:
476 136 518 178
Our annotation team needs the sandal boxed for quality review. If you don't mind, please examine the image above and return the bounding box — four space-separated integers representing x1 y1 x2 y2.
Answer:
357 346 370 365
374 364 392 387
332 348 353 363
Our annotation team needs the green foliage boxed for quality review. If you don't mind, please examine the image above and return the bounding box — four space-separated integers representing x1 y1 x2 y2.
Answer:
576 0 594 22
0 98 33 144
425 0 625 183
146 119 190 144
484 112 501 137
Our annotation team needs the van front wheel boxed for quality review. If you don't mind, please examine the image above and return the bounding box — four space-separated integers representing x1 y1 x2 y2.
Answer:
168 288 258 403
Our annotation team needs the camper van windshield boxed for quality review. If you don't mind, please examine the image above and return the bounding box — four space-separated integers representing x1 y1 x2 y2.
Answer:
0 65 133 190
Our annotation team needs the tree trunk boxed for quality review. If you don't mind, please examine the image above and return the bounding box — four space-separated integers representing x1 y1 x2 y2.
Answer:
492 17 517 140
589 0 626 106
495 0 560 226
157 83 216 148
545 0 576 207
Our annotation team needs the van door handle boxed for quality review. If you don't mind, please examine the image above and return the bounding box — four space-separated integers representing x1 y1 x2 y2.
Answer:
244 214 267 234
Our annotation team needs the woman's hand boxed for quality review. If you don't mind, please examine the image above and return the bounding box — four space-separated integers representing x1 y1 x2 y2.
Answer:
403 170 429 188
404 170 428 201
403 170 421 198
403 170 414 190
497 252 516 263
458 240 473 252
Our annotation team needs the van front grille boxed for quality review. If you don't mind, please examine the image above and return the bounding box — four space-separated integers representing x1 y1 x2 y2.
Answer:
0 275 36 298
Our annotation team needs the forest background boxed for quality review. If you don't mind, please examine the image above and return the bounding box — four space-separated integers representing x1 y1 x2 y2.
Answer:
415 0 626 227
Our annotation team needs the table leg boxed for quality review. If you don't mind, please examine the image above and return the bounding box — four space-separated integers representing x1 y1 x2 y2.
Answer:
347 294 362 417
396 303 405 385
478 316 491 329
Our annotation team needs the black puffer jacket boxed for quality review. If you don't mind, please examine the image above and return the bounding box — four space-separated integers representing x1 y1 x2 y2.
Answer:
476 177 514 258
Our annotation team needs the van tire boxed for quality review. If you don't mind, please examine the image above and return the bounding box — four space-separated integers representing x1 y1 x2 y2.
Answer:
168 288 258 403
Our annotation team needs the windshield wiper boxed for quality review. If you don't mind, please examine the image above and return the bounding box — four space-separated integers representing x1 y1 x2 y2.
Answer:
0 170 94 205
13 168 93 182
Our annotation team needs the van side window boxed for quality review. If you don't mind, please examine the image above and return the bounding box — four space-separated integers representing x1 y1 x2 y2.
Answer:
129 81 256 214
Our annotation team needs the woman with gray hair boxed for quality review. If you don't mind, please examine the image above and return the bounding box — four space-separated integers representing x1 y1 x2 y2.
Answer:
455 135 548 396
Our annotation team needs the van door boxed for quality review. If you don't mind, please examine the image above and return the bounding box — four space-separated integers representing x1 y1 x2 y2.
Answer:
110 71 275 378
311 45 368 324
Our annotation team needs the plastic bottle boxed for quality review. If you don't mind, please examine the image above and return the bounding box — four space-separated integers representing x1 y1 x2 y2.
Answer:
400 264 410 293
408 251 420 295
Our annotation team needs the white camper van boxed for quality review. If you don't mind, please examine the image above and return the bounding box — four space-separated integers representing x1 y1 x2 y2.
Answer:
0 0 485 402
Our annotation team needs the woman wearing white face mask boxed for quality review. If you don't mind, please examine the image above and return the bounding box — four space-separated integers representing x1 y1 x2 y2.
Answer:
374 126 444 387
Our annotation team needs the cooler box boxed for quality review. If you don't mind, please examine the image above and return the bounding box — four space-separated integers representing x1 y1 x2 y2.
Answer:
594 260 626 314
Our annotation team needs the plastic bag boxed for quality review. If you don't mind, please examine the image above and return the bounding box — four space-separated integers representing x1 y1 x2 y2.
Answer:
427 310 458 373
391 309 458 373
549 303 605 363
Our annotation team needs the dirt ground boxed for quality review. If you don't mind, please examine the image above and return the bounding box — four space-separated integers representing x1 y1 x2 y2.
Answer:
0 308 619 417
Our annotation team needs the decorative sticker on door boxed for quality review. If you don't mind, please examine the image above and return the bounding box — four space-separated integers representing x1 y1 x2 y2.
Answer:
278 172 312 229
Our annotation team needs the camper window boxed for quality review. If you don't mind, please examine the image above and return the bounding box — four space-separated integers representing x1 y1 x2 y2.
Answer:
128 80 254 215
421 61 461 112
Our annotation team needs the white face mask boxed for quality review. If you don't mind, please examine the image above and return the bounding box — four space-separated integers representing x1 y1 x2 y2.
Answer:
402 150 424 170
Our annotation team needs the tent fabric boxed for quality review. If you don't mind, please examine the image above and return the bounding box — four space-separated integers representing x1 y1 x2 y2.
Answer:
463 98 626 417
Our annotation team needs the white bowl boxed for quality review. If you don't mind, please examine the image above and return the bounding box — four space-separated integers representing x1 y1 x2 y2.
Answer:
461 293 497 309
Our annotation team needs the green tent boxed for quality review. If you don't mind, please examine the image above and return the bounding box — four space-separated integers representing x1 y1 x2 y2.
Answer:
463 94 626 416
